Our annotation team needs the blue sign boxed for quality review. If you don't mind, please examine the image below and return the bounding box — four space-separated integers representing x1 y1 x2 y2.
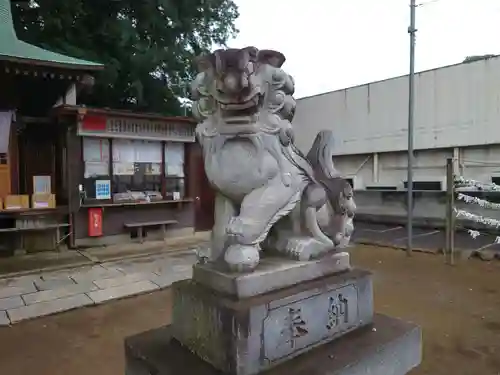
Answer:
95 180 111 200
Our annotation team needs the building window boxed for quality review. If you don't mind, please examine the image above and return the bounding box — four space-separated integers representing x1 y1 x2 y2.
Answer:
365 185 397 191
164 142 185 199
82 138 110 199
82 137 189 202
112 139 162 195
403 181 442 191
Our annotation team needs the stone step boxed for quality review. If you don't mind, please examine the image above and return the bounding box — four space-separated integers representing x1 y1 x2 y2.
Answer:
125 313 422 375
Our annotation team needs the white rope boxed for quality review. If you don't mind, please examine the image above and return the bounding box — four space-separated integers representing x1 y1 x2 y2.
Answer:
465 229 500 243
453 175 500 244
454 208 500 228
467 229 480 239
457 193 500 210
454 175 500 191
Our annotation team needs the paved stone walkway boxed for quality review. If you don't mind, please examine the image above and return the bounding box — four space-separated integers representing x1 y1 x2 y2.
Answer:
0 249 198 325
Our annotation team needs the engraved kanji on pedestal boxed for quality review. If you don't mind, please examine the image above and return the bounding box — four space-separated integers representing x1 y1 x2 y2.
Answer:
278 307 309 349
326 293 349 330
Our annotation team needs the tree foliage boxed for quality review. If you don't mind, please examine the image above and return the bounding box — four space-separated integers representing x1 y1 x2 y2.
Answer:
11 0 239 115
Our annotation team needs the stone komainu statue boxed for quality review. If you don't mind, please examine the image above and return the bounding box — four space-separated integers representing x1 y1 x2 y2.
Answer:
191 47 355 272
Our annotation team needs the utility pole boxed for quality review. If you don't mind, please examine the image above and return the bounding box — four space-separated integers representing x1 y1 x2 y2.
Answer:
407 0 417 256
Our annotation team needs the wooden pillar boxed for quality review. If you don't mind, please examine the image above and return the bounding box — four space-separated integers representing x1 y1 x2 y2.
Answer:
9 119 19 194
185 142 199 200
66 122 82 248
161 141 166 198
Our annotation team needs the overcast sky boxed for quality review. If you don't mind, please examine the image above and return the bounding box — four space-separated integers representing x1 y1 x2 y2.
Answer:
227 0 500 98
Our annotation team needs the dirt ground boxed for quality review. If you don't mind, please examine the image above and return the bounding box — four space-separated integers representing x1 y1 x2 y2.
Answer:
0 245 500 375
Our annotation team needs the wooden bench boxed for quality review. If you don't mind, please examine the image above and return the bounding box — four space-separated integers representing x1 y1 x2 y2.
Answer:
124 220 178 243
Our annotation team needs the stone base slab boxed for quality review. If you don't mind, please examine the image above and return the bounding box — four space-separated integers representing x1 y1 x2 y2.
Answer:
171 269 373 375
192 251 350 298
124 314 422 375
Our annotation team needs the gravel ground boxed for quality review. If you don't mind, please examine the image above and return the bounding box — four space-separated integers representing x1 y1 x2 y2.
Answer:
0 245 499 375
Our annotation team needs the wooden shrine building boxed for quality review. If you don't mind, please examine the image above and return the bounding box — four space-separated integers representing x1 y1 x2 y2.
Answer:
52 106 208 248
0 0 214 255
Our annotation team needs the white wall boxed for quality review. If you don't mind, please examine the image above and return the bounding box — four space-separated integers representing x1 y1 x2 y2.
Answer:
460 145 500 183
330 146 500 190
332 149 451 189
332 154 373 190
293 56 500 156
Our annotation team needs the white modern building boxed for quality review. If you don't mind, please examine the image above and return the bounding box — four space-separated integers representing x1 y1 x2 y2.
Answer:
293 55 500 191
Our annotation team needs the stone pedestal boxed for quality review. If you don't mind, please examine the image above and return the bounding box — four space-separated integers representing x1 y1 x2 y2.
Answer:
172 268 372 375
124 251 421 375
125 314 422 375
192 251 351 298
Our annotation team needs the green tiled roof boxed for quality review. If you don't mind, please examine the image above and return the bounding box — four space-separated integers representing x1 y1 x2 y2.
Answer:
0 0 103 70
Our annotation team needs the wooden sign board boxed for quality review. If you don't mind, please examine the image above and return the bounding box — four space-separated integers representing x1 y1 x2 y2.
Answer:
78 115 195 143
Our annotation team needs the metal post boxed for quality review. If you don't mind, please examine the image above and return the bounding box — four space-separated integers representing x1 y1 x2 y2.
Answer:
450 183 455 265
406 0 417 256
446 158 455 265
445 158 451 260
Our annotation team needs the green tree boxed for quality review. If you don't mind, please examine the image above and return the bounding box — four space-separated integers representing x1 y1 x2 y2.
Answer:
11 0 239 115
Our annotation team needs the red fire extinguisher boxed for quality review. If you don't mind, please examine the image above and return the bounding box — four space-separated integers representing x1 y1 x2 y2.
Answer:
88 208 103 237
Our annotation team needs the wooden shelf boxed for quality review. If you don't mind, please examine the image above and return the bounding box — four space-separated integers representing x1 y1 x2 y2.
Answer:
0 207 67 217
0 223 70 233
80 198 193 209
